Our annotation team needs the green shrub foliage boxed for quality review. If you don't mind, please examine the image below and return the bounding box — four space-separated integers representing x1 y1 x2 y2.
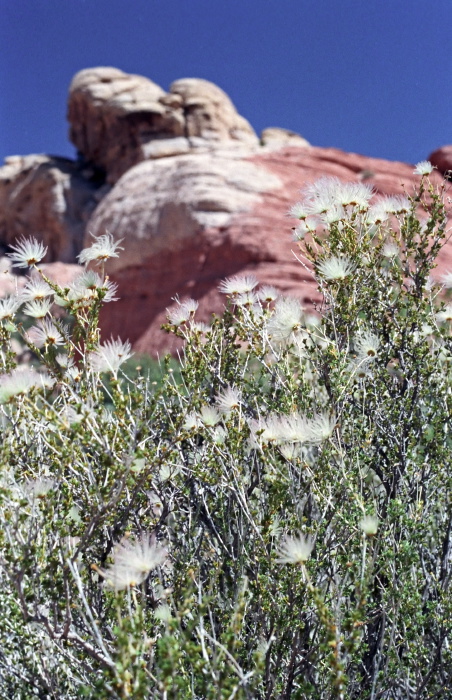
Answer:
0 168 451 699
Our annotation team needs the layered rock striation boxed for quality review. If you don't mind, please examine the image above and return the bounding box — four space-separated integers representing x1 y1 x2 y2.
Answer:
1 66 451 355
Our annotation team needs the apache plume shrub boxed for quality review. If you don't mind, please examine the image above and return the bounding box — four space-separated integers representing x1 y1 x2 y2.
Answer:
0 165 451 699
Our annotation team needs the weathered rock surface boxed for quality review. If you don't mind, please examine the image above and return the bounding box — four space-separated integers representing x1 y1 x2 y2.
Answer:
91 144 449 354
67 68 258 183
261 127 311 148
429 145 452 177
169 78 258 145
0 154 99 262
1 67 451 356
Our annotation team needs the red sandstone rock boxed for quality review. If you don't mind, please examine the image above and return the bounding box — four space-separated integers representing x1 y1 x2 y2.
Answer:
1 67 451 357
91 143 449 355
0 154 99 262
429 145 452 177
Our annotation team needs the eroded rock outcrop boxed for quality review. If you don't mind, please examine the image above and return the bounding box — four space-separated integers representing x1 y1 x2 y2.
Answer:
91 144 448 354
67 67 258 183
0 154 99 262
1 66 451 356
429 145 452 177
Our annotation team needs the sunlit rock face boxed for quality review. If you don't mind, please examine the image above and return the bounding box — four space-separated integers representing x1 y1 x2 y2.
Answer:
1 66 450 355
0 154 98 263
67 67 259 184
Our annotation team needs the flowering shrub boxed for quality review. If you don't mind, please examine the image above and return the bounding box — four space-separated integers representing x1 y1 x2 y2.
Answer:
0 165 451 699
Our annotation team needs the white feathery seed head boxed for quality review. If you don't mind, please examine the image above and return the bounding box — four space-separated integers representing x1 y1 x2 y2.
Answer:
235 291 258 307
70 272 119 304
276 533 315 564
21 276 53 302
198 405 222 427
277 413 311 444
316 255 356 281
166 298 199 326
382 242 400 259
25 478 55 499
88 337 133 375
302 177 372 213
267 297 304 343
216 386 242 415
278 412 336 445
23 299 53 319
354 330 380 362
7 237 48 268
441 272 452 289
304 412 336 443
436 304 452 323
218 274 259 296
366 202 390 225
0 367 53 404
380 195 411 214
337 180 373 209
78 233 124 266
359 515 379 536
27 319 65 348
0 295 20 321
414 160 434 176
258 285 279 303
248 414 285 447
289 202 311 220
292 217 319 240
183 412 200 431
98 534 167 591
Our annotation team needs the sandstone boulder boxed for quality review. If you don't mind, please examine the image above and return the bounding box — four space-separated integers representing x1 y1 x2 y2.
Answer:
261 127 310 148
169 78 258 145
89 143 449 355
68 67 185 183
67 68 258 183
0 154 99 262
428 145 452 177
1 67 451 358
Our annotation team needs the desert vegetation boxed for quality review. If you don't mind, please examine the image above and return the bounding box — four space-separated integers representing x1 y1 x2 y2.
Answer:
0 164 451 699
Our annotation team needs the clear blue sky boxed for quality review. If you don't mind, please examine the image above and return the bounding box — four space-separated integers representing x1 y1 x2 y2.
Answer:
1 0 451 166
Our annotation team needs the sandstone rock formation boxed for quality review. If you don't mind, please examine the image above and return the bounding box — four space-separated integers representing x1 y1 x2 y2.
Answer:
67 67 258 184
91 144 448 355
0 154 99 262
429 145 452 177
1 66 451 356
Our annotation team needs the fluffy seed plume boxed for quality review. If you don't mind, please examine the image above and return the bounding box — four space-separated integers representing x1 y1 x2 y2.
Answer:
78 233 124 266
218 274 258 296
7 237 48 268
354 330 380 362
27 320 65 348
0 296 20 321
166 299 199 326
21 276 53 302
0 368 53 404
414 161 434 176
267 297 304 343
88 338 134 375
359 515 379 536
23 299 53 319
97 534 167 591
216 386 242 414
276 533 315 564
316 256 356 281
